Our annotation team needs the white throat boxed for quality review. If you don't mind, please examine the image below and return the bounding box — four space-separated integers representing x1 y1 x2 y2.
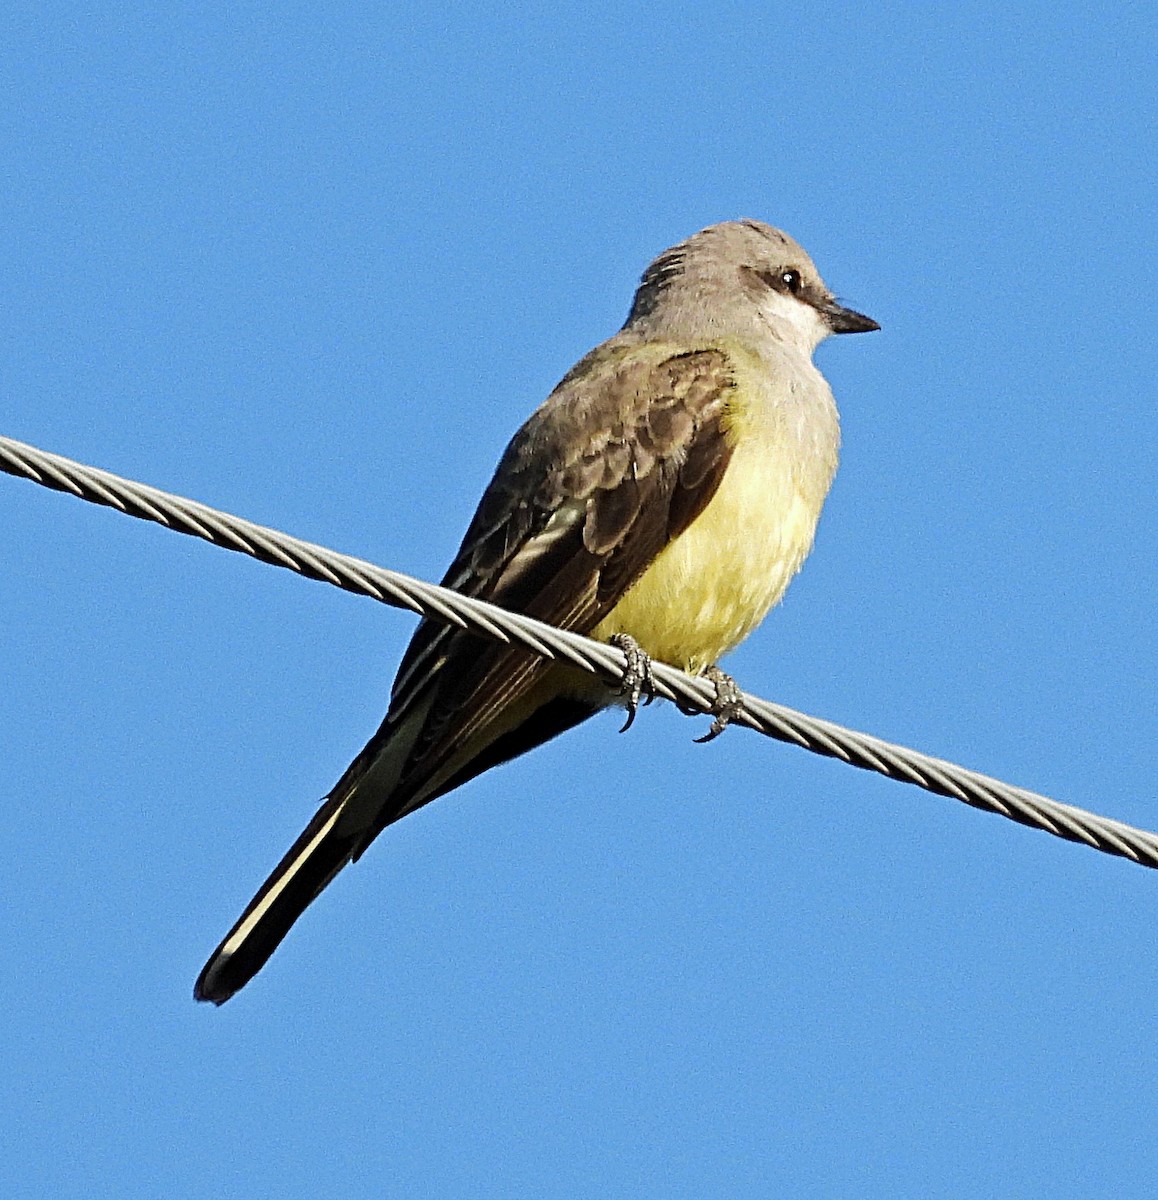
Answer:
756 290 830 354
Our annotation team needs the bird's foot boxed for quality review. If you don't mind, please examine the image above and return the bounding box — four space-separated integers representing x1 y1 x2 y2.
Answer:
692 665 744 744
610 633 656 732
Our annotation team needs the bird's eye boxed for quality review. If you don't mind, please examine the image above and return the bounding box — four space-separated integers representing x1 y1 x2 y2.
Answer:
742 265 807 298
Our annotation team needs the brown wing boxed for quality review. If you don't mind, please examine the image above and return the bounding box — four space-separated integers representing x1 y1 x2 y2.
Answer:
342 342 738 843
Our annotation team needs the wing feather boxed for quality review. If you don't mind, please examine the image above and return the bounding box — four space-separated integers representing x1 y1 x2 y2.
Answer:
339 344 739 840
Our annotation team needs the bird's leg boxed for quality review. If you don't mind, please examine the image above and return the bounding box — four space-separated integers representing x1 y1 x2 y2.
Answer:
610 633 656 732
692 665 745 744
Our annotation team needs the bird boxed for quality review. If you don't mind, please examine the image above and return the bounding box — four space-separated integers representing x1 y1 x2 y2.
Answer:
195 219 878 1003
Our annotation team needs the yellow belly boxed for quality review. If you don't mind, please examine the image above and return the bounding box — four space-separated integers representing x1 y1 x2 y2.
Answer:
591 401 835 673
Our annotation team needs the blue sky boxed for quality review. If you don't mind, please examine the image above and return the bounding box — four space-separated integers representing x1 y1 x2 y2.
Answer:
1 2 1155 1196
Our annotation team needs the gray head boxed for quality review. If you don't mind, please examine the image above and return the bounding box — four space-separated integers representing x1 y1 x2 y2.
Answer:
625 219 878 351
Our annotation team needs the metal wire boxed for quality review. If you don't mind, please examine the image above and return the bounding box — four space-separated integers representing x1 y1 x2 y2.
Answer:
2 431 1155 870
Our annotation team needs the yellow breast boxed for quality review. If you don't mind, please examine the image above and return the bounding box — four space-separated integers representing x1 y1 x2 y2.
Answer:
591 343 839 674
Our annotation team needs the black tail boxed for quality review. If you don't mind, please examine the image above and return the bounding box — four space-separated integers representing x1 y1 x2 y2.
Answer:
195 693 599 1003
194 795 357 1004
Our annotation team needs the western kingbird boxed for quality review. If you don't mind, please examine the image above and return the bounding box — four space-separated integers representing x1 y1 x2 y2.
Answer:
195 219 878 1003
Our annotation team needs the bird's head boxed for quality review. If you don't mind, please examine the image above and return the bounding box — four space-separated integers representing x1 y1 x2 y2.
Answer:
628 219 879 353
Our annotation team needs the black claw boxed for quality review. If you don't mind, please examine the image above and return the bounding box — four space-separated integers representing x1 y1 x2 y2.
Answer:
693 718 729 744
610 633 655 733
693 665 744 744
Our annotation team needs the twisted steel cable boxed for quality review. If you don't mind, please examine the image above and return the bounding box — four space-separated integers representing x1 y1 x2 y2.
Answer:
2 431 1155 869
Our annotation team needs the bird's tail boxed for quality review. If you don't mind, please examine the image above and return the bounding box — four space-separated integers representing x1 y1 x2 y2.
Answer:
195 697 438 1004
193 793 361 1004
194 684 597 1004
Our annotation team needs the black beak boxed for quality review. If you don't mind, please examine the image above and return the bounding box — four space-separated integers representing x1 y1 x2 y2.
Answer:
822 300 880 335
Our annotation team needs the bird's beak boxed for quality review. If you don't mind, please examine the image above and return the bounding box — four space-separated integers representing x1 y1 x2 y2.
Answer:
821 300 880 335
